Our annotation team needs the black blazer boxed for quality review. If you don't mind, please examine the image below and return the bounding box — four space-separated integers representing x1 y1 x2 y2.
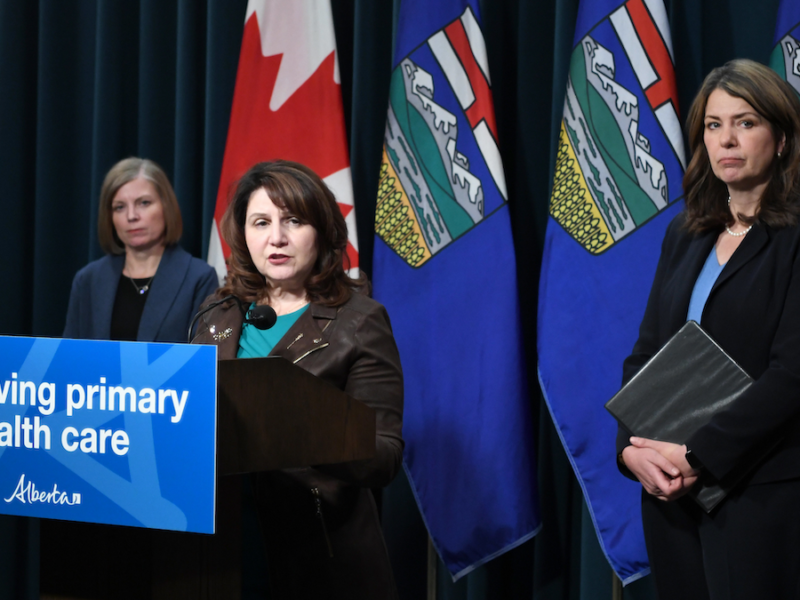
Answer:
617 211 800 485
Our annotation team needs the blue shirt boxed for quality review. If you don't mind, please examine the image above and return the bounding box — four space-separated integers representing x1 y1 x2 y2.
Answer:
687 247 725 323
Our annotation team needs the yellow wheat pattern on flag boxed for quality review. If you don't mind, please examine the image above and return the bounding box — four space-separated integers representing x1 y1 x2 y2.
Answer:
375 151 431 267
549 124 613 254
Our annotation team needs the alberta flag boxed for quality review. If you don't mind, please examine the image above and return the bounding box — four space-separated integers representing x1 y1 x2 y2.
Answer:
770 0 800 96
372 0 540 580
209 0 358 280
537 0 685 584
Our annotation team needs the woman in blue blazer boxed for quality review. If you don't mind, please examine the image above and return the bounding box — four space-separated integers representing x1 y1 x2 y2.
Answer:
617 60 800 598
63 157 218 342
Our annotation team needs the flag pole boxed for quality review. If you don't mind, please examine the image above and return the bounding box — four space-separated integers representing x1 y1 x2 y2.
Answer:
427 535 437 600
612 573 623 600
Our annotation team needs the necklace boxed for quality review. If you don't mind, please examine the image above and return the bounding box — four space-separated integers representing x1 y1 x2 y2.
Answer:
726 196 753 237
128 275 155 295
725 225 752 237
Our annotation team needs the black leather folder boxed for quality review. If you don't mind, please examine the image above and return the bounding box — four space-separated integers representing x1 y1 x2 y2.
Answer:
606 320 764 512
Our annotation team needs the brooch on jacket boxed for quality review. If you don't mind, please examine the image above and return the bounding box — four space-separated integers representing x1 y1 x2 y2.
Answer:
209 325 233 341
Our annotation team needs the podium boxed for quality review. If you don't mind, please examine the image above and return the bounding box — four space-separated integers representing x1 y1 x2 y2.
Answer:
40 356 377 599
217 356 376 474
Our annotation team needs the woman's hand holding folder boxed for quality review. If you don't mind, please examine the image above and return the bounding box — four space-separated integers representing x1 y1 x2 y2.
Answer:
623 437 700 501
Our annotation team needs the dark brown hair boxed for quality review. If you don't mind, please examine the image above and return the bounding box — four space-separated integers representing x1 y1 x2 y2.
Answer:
683 59 800 232
97 157 183 254
218 160 365 306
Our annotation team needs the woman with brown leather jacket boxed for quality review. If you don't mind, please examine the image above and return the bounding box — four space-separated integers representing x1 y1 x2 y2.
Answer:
193 160 404 599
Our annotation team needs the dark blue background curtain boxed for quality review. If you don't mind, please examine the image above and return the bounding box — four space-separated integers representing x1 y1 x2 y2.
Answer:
0 0 781 598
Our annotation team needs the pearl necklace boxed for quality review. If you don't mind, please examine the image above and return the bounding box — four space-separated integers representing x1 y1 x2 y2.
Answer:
725 225 752 237
726 196 753 237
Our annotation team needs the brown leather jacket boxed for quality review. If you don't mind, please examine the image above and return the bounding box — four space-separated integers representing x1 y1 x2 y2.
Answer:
193 291 403 599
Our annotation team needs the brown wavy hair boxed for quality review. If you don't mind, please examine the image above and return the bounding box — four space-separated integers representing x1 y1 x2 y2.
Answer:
97 157 183 254
683 59 800 232
218 160 366 306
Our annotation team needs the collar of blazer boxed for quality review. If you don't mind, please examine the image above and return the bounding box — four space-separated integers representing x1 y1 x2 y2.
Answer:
670 221 770 335
713 221 770 293
200 298 338 364
97 245 190 341
271 303 337 364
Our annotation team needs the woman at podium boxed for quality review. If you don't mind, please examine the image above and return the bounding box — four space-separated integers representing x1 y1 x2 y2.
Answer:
193 160 404 599
63 157 218 342
617 60 800 597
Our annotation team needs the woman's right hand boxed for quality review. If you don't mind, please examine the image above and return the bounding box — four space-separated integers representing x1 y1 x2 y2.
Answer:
621 444 698 501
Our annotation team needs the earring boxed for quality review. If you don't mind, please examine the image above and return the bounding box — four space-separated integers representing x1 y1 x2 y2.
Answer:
778 151 782 158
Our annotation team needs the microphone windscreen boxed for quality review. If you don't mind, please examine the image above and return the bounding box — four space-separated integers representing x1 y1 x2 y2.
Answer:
247 305 278 330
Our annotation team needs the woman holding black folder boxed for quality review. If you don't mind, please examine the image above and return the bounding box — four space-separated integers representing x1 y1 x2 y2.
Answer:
617 59 800 598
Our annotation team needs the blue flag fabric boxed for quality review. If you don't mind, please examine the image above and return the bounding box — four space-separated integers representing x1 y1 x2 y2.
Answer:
770 0 800 95
537 0 685 584
372 0 540 580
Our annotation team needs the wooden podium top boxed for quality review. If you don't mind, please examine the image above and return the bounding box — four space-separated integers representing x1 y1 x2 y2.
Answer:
217 356 376 475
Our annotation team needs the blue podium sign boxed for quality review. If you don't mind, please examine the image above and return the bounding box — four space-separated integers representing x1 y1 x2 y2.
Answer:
0 336 217 533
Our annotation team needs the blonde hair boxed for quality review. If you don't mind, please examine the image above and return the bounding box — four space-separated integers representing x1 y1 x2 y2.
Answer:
97 157 183 254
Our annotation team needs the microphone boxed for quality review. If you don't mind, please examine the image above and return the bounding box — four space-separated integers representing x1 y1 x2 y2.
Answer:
245 304 277 330
187 295 277 342
188 295 239 343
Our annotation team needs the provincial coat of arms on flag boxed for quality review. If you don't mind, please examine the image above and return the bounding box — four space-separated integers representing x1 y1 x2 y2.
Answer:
770 1 800 96
538 0 686 584
551 0 685 255
373 0 538 580
375 5 506 267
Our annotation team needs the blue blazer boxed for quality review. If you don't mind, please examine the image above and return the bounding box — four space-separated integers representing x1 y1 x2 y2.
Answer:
63 245 219 343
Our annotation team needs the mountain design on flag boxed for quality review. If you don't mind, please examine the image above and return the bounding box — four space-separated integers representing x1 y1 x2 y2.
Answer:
375 6 505 268
770 22 800 95
374 0 538 578
538 0 686 582
551 0 684 255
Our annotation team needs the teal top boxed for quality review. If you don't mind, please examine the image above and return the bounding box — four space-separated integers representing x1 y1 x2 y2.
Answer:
237 304 309 358
687 247 725 324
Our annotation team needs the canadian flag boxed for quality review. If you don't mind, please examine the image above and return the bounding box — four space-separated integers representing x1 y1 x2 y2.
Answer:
209 0 358 282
